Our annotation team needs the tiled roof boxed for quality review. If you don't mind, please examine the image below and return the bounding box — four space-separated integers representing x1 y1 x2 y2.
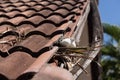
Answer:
0 0 89 80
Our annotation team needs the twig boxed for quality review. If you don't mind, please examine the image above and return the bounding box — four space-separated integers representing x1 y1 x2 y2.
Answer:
55 54 93 60
77 63 88 74
0 39 17 46
1 45 10 55
0 41 12 46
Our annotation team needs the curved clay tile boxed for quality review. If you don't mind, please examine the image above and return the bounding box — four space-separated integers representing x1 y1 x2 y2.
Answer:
0 0 102 80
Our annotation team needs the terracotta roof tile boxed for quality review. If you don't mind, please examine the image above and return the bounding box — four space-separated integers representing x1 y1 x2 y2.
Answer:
0 52 35 79
0 0 89 79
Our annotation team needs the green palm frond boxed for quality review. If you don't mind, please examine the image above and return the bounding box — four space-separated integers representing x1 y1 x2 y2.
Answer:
103 23 120 42
101 45 119 58
102 23 120 80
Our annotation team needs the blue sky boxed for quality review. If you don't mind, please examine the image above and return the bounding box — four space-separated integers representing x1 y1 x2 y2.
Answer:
98 0 120 25
98 0 120 43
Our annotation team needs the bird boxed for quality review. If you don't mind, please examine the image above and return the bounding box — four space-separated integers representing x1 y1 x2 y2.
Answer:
59 37 76 48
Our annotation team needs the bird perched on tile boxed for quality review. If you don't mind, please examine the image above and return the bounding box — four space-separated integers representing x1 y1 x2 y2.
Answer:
59 37 76 48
